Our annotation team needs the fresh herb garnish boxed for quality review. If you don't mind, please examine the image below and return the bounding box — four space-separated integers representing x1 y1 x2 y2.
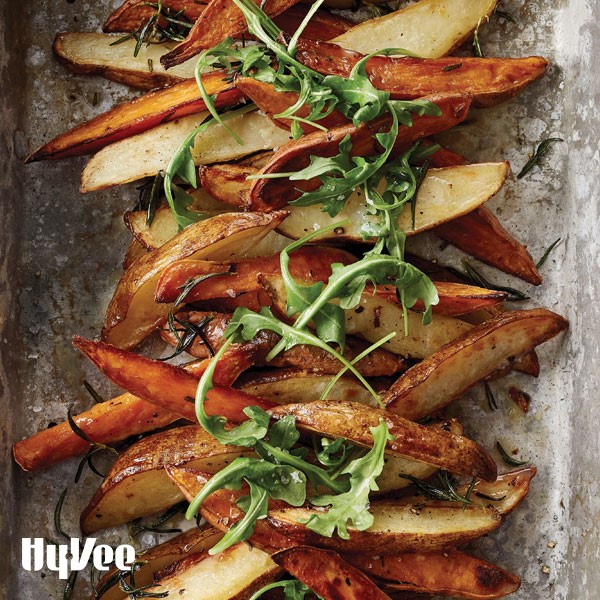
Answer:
160 312 212 360
517 137 563 179
249 579 321 600
496 441 528 466
485 382 499 411
83 379 105 404
55 488 70 541
473 16 487 57
67 405 119 456
452 260 530 301
401 470 475 506
117 559 168 598
495 9 516 23
128 502 186 537
536 237 562 269
63 571 78 600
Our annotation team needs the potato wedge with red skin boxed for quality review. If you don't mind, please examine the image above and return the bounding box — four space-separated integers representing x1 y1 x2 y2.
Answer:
93 526 223 600
435 205 542 285
274 546 392 600
81 425 254 534
269 401 497 481
145 543 282 600
246 94 471 211
295 39 548 109
347 551 520 600
26 75 242 162
382 309 568 420
160 0 299 68
154 245 356 304
159 311 408 376
267 501 501 554
103 211 288 350
73 337 275 422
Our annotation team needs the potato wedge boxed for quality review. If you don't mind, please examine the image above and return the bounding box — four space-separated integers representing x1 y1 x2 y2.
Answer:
435 205 542 285
268 401 497 481
347 550 520 599
331 0 498 57
296 39 548 109
274 546 392 599
154 245 355 303
81 425 253 533
123 238 147 269
93 526 224 600
246 95 471 211
267 500 501 554
53 32 195 89
27 75 243 162
103 211 287 349
160 0 300 68
263 276 472 359
274 163 510 243
81 110 292 192
144 543 281 599
159 311 408 376
199 162 255 207
73 336 275 419
382 309 568 420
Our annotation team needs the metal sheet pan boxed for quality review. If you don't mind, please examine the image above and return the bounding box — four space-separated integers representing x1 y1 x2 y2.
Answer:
1 0 598 598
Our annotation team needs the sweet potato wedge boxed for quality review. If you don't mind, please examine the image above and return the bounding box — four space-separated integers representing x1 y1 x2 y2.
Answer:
27 75 243 162
144 543 282 599
246 94 472 211
296 39 548 109
330 0 498 57
267 500 501 554
93 526 223 600
80 110 292 192
435 205 542 285
263 276 472 359
382 309 568 420
347 550 520 599
73 337 274 421
103 211 288 349
53 32 195 89
268 401 497 481
274 546 392 600
154 245 356 303
123 238 148 269
81 425 253 533
275 163 510 243
160 0 300 67
159 311 409 376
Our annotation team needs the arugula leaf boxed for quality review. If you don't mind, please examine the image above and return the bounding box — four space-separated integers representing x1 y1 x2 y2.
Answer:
249 579 319 600
305 420 392 538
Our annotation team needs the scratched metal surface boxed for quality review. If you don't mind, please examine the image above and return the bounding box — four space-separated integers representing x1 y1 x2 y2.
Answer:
0 0 598 598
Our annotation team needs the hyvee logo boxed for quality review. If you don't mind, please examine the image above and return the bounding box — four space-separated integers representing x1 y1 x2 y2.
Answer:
22 538 135 579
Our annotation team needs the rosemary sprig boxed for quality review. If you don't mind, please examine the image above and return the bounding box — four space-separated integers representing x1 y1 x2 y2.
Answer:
55 488 70 541
517 137 563 179
485 382 499 411
495 9 516 23
160 313 212 361
454 260 530 301
68 405 119 455
536 237 562 269
473 16 487 57
496 441 528 466
128 502 187 537
63 571 78 600
400 471 474 506
83 380 105 404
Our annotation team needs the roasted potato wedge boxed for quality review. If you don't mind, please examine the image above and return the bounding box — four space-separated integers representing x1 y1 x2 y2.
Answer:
296 39 548 109
269 401 497 481
382 309 568 420
80 110 292 192
93 526 224 600
81 425 253 533
331 0 498 57
27 75 242 162
104 0 206 32
435 205 542 285
267 500 501 554
103 211 287 349
53 32 195 89
73 337 274 421
123 238 148 269
199 162 255 207
348 550 520 599
144 543 282 599
246 95 472 211
274 546 392 600
274 163 509 242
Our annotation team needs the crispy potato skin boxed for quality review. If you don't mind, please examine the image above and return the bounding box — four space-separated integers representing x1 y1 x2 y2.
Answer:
26 75 242 162
268 401 497 481
267 501 501 554
80 425 253 533
103 211 288 349
382 309 568 420
274 546 392 600
435 205 542 285
160 0 300 68
246 94 471 211
296 39 548 108
347 551 520 599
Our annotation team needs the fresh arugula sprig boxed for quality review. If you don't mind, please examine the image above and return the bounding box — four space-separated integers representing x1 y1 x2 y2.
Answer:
249 579 321 600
